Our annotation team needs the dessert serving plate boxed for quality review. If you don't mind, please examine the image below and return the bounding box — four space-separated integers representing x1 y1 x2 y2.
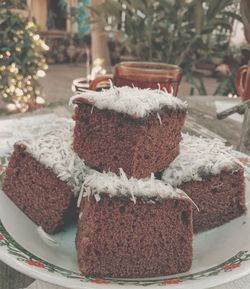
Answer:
0 153 250 289
0 114 250 289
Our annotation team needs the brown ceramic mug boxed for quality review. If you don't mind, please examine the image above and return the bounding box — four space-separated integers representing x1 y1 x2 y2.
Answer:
89 61 183 96
236 61 250 101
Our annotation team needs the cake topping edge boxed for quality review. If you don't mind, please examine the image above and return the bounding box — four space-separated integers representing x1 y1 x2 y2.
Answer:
79 169 192 205
162 133 245 186
69 85 187 118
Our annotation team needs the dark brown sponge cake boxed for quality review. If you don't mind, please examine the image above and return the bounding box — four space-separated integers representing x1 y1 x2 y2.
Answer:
76 171 193 278
3 144 75 234
162 134 246 233
2 125 90 234
72 104 184 178
180 169 245 233
70 86 187 179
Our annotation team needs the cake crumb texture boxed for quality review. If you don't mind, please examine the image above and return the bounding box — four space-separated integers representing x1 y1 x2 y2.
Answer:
73 103 185 178
2 144 76 234
76 195 193 278
180 169 246 233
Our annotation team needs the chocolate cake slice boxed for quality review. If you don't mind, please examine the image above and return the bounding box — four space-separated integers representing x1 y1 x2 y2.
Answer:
76 171 193 278
2 125 90 234
70 85 187 178
162 134 246 233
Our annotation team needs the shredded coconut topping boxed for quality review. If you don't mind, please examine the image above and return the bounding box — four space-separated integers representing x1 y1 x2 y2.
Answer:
0 114 72 156
18 123 91 196
69 85 187 118
81 169 188 203
162 134 242 186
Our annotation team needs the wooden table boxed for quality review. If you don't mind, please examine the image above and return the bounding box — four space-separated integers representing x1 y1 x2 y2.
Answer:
180 95 242 147
0 96 247 289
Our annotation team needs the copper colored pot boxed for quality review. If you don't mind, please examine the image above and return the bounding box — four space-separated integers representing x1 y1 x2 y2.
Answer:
236 61 250 101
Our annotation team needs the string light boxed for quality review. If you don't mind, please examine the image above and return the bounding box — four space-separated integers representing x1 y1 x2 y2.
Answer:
0 15 49 112
33 34 40 41
36 70 46 78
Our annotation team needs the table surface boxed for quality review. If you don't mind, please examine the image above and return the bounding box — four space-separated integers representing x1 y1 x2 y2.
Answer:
0 96 247 289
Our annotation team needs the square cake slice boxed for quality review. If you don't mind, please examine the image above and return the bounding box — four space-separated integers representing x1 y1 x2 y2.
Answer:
76 171 193 278
162 134 246 233
2 125 90 234
70 86 187 178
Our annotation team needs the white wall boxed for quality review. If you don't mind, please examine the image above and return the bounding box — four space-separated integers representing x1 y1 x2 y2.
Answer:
231 21 246 46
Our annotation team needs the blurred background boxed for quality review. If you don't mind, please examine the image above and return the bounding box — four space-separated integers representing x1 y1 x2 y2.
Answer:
0 0 250 114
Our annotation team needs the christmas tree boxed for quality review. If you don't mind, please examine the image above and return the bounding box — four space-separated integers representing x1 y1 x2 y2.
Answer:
0 1 49 112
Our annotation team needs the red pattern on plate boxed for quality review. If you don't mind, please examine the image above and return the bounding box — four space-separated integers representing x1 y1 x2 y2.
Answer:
91 279 110 284
26 260 45 268
223 262 241 271
161 279 183 284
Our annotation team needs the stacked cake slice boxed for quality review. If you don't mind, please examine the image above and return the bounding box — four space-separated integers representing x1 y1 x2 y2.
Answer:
70 86 193 277
70 86 187 178
2 85 247 279
162 133 246 233
2 124 91 234
76 172 193 278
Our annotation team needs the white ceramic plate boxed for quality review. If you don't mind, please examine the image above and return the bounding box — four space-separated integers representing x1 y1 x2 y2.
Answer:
0 156 250 289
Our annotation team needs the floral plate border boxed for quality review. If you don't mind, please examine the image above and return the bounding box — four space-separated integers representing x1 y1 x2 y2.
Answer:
0 219 250 287
1 155 250 287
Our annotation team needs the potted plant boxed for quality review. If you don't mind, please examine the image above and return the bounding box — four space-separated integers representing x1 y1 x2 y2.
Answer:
0 0 49 113
95 0 240 95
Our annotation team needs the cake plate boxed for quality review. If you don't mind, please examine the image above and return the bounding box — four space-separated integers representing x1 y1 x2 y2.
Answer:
0 155 250 289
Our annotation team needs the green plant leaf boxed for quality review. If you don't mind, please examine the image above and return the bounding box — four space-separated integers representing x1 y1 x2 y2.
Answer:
224 11 242 22
207 0 234 19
